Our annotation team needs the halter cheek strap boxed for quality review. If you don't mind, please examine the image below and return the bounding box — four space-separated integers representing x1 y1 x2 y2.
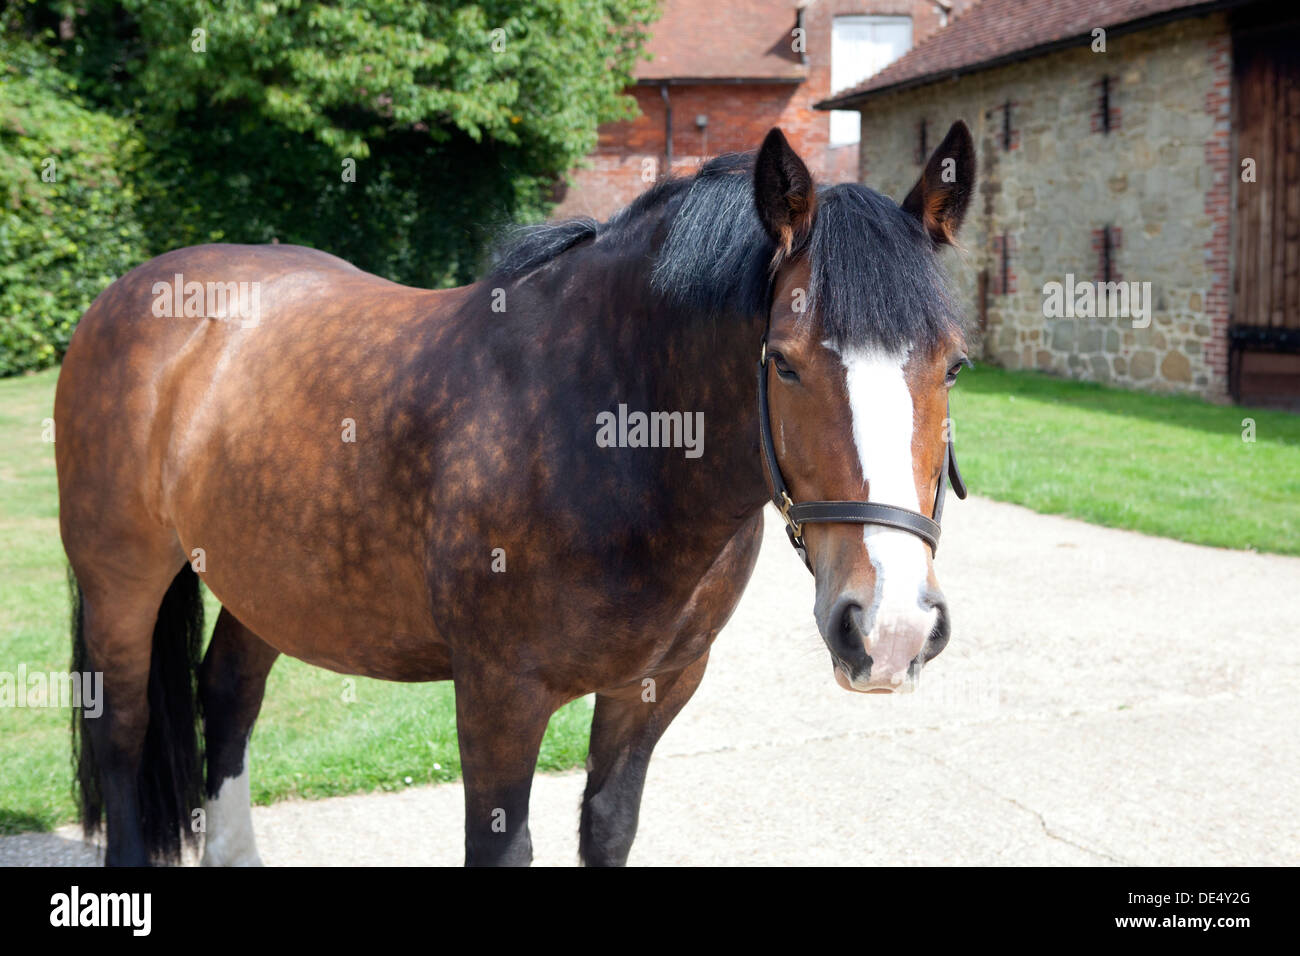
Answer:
757 341 967 574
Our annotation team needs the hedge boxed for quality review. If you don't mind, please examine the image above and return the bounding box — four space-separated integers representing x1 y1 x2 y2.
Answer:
0 38 149 375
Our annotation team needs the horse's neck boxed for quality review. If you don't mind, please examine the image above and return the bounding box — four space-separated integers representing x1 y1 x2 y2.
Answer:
486 235 772 551
622 298 772 538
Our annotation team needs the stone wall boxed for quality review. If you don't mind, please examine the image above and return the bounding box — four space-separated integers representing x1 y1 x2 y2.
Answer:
855 13 1233 398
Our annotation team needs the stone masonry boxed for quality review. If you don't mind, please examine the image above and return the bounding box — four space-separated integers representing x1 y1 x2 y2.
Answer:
854 14 1232 398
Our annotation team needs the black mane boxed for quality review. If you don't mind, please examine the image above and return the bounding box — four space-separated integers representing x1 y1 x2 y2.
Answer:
488 153 961 352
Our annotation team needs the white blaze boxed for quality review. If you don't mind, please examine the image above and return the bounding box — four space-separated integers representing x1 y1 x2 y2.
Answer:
840 346 938 656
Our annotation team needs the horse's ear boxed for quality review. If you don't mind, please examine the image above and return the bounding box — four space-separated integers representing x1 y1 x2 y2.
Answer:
754 128 817 259
902 120 976 247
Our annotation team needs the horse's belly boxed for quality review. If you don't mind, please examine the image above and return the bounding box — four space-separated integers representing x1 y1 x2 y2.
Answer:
170 426 444 679
198 561 450 681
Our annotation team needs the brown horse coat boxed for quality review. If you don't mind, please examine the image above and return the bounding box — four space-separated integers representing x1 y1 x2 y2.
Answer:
57 123 975 865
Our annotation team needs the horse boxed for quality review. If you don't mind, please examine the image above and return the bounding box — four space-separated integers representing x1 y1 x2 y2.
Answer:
56 122 976 866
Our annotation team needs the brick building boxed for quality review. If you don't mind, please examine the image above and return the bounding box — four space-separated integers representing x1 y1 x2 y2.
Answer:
553 0 976 219
819 0 1300 406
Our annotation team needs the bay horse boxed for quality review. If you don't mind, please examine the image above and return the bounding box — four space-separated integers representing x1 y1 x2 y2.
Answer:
57 123 976 866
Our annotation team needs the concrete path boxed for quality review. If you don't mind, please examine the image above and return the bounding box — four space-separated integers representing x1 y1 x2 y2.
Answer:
5 495 1298 865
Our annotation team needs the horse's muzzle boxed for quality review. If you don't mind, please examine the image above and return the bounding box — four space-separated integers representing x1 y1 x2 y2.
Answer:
824 593 948 694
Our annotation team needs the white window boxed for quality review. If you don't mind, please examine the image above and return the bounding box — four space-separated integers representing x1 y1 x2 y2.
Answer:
830 16 913 146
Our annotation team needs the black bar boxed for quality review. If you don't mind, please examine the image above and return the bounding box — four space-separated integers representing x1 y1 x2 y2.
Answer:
0 866 1283 943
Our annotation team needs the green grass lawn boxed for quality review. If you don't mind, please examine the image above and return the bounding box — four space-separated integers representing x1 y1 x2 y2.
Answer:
0 368 591 834
951 366 1300 554
2 362 1298 835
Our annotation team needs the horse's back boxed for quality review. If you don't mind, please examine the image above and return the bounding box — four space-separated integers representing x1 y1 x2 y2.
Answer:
57 242 422 449
56 238 445 483
78 242 400 330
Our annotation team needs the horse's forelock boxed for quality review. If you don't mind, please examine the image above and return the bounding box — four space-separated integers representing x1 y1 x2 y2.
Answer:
809 184 964 354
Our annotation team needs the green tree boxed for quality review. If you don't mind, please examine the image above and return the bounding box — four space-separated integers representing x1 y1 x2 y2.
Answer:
0 1 657 372
121 0 655 282
0 31 149 374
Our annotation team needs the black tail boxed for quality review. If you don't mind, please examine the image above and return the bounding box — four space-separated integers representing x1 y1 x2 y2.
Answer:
71 565 206 864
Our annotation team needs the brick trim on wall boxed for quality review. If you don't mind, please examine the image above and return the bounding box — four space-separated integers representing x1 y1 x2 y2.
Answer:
1093 226 1122 283
1203 32 1232 397
995 99 1020 151
1090 75 1122 133
990 233 1017 294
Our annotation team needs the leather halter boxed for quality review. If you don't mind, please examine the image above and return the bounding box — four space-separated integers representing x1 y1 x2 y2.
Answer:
758 340 967 573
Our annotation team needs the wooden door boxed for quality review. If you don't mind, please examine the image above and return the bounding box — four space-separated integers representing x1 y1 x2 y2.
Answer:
1232 15 1300 406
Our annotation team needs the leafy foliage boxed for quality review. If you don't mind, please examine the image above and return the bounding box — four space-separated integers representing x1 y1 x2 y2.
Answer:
0 0 657 373
0 33 149 375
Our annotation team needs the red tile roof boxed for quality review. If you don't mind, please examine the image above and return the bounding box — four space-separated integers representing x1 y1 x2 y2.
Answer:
635 0 806 82
817 0 1226 108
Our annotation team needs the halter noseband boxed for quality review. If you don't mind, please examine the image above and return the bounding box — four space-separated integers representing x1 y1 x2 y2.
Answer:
758 340 967 574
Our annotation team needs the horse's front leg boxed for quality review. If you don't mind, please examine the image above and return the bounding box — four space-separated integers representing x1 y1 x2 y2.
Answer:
580 651 710 867
453 663 561 866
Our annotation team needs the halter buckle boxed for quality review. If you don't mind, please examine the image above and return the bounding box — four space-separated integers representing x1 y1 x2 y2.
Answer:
778 491 802 538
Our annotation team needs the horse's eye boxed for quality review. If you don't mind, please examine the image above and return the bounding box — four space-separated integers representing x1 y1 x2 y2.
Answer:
946 357 970 385
773 354 799 382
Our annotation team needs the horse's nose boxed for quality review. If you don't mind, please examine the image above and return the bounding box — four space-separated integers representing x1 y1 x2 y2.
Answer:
825 593 939 693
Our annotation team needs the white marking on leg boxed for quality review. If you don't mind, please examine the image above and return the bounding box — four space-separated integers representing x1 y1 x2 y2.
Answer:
839 346 938 660
200 743 262 867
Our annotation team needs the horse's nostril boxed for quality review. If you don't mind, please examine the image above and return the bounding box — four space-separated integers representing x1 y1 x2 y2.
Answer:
833 600 872 667
923 599 951 662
